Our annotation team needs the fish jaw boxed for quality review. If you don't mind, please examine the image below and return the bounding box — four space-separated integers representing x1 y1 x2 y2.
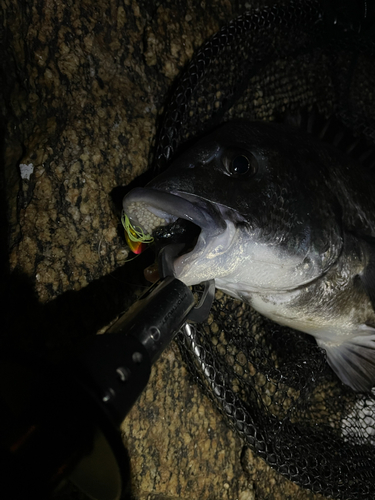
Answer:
123 188 226 238
123 187 237 284
173 217 240 285
123 187 327 291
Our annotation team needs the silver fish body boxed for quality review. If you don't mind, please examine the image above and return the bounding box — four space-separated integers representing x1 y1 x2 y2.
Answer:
123 120 375 392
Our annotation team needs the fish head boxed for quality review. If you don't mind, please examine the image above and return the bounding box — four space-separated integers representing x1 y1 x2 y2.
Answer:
123 120 343 296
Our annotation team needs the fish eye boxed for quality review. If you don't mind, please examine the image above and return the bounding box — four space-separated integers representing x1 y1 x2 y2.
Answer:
228 154 257 177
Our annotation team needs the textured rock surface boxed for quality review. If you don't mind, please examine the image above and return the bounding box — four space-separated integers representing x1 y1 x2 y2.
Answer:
1 1 328 499
3 0 238 301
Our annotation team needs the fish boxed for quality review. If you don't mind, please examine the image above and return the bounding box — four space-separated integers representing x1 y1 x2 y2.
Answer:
122 119 375 392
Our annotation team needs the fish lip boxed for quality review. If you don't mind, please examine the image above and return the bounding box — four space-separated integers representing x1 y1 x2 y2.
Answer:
123 187 227 238
123 187 229 280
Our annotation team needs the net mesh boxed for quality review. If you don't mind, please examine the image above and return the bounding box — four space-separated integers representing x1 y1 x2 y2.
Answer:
151 1 375 498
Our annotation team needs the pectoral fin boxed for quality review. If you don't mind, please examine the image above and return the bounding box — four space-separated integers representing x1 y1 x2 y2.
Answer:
317 328 375 392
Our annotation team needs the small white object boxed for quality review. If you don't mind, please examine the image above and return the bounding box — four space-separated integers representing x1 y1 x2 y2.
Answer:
19 163 34 180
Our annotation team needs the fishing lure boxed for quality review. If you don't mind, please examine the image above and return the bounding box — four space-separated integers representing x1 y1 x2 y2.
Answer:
121 211 154 254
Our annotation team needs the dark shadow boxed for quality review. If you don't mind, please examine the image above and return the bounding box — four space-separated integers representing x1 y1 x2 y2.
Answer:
1 247 155 362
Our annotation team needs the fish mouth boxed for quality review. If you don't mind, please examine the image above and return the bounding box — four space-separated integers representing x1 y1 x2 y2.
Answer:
122 187 228 282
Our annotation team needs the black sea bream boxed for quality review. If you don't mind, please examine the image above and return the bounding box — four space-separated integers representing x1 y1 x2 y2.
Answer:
123 120 375 392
